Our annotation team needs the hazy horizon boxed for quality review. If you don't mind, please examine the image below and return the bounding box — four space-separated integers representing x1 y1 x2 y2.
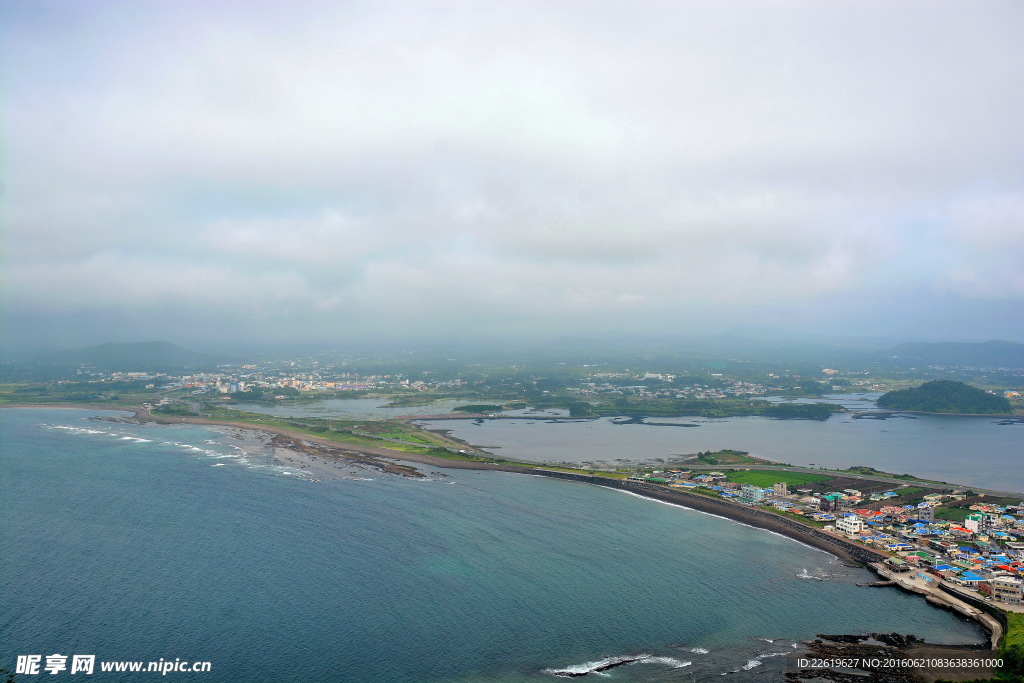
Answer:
3 0 1022 355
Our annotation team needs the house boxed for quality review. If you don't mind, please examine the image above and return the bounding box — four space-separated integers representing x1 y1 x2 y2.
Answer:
836 515 864 535
739 485 766 505
991 577 1023 605
886 557 911 572
956 571 986 587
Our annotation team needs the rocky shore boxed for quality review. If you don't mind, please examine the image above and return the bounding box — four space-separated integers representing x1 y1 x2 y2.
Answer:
786 633 996 682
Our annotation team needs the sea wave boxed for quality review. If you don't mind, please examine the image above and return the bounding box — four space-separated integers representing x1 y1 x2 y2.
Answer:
719 645 795 675
42 424 109 435
797 567 829 581
545 653 690 677
160 440 240 459
44 423 153 444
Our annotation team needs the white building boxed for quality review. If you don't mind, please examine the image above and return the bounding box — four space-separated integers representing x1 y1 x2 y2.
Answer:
836 515 865 535
992 577 1023 605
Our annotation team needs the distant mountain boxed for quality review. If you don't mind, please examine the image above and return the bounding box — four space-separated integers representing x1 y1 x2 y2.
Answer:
34 341 228 372
884 340 1024 368
877 380 1012 414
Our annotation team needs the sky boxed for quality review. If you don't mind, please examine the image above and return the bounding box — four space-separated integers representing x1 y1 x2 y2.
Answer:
2 0 1022 355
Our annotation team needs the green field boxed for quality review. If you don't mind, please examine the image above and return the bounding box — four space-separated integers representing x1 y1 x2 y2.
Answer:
724 470 832 488
934 506 972 523
998 611 1024 679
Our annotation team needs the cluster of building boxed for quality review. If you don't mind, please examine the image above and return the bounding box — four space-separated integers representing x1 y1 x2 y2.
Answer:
63 362 481 396
626 470 1024 607
867 506 1024 608
79 369 444 395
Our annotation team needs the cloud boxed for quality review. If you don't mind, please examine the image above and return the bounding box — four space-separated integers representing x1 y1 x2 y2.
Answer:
2 0 1022 349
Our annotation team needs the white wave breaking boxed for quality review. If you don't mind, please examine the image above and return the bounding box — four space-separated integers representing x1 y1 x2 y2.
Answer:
42 421 324 482
797 567 829 581
545 653 691 677
42 424 108 436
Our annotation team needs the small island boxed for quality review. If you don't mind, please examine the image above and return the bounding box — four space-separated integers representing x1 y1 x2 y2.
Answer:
877 379 1012 415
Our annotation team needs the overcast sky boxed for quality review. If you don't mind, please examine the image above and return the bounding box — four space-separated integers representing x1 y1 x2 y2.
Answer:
3 0 1022 354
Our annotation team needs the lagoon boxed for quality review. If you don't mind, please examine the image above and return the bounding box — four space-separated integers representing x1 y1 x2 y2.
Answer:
418 412 1023 493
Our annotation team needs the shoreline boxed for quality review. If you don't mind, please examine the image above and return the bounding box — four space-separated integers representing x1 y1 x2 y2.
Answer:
9 404 1003 667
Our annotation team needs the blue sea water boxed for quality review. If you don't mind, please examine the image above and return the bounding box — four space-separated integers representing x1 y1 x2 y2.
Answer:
1 409 986 682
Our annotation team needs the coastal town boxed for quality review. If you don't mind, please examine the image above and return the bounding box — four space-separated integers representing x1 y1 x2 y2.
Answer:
627 467 1024 614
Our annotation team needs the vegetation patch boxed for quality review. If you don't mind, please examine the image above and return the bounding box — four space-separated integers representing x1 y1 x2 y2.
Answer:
877 379 1011 414
585 397 842 419
151 404 197 416
452 404 503 413
997 611 1024 680
694 450 763 465
761 402 838 420
841 465 935 482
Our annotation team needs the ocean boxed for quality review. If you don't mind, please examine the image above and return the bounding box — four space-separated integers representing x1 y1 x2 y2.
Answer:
1 408 986 682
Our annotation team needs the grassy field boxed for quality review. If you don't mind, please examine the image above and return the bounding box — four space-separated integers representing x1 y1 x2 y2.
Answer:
724 470 832 488
934 506 972 523
199 408 462 457
998 611 1024 679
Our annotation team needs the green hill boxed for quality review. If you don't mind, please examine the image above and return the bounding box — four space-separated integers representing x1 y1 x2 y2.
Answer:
876 380 1011 414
